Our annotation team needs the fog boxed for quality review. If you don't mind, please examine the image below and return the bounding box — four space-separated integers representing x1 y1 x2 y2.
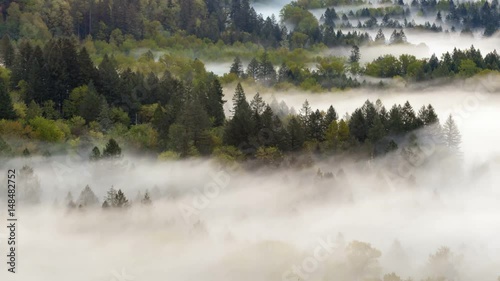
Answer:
252 0 294 19
1 75 500 281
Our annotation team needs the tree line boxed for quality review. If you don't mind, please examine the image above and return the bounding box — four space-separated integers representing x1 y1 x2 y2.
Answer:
365 46 500 80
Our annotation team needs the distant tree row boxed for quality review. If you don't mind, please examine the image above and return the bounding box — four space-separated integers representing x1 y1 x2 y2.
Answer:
365 46 500 80
66 185 152 210
219 83 461 165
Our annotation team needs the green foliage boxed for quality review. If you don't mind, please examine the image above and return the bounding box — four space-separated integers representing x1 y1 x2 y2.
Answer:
158 150 181 161
103 138 122 158
0 80 16 120
127 124 159 150
90 146 101 161
29 117 65 142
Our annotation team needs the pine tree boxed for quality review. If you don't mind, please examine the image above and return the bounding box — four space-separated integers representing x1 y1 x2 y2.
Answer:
246 58 259 80
229 56 243 77
77 47 96 86
307 109 325 141
0 34 15 68
97 54 121 106
206 78 226 127
65 192 76 208
401 101 418 132
349 108 368 142
103 138 122 158
0 136 12 157
324 106 338 127
90 146 101 161
11 40 32 89
257 52 276 86
324 8 338 27
77 185 100 207
287 116 305 151
278 62 290 83
102 201 110 208
338 119 351 149
250 93 266 115
141 190 152 205
349 45 360 63
104 186 118 207
388 105 404 134
299 100 312 127
0 80 16 120
98 97 112 132
436 11 442 22
325 119 339 149
368 115 386 143
115 189 130 208
375 29 386 44
442 115 461 152
175 91 212 155
418 104 439 126
224 83 254 148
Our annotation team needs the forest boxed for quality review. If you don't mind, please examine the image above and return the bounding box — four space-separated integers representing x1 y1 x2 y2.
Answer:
0 0 499 281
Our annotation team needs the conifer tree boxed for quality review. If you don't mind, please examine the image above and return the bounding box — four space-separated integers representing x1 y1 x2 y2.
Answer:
77 185 100 207
224 83 254 148
115 189 130 208
287 116 305 151
206 78 226 127
375 29 386 44
442 115 461 152
229 56 243 77
0 80 16 120
77 47 96 86
246 58 259 80
141 190 152 205
90 146 101 161
0 136 12 157
350 45 360 63
103 138 122 158
0 34 15 68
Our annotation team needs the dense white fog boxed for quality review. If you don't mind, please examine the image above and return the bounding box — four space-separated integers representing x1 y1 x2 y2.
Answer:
1 75 500 281
252 0 294 19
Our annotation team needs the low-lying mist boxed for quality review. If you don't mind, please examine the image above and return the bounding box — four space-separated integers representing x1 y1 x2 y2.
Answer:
2 76 500 281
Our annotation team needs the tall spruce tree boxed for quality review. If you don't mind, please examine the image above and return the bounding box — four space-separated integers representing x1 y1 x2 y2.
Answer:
0 80 16 120
287 116 305 151
442 115 461 152
0 34 15 68
103 138 122 158
229 56 244 77
224 83 254 148
206 78 226 127
77 185 100 207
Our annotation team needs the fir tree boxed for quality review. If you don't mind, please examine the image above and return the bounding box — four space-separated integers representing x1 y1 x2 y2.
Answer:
0 34 15 68
287 116 305 151
103 138 122 158
77 185 100 207
349 45 361 63
223 83 254 148
0 136 12 157
0 80 16 120
375 29 386 44
90 146 101 161
246 58 259 80
229 56 244 77
442 115 461 152
141 190 152 205
115 189 130 208
206 78 226 127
